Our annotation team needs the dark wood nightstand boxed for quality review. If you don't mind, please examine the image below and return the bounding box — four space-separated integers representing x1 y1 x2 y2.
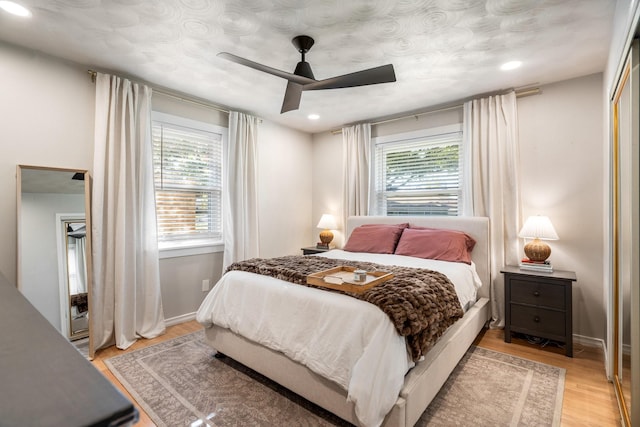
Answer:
501 265 577 357
301 246 330 255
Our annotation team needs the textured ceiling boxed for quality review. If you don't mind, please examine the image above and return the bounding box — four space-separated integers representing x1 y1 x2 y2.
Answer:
0 0 615 133
20 168 85 194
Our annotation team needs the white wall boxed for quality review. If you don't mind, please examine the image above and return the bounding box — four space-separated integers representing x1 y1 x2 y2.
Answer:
0 42 95 283
257 120 314 257
311 131 344 245
0 41 314 324
518 73 605 341
311 73 606 341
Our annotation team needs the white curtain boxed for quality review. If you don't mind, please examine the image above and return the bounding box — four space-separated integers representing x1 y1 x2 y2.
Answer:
464 91 522 328
342 123 372 230
223 111 260 269
92 73 166 351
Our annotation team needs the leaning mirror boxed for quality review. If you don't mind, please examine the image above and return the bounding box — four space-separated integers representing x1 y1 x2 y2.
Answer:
17 165 92 344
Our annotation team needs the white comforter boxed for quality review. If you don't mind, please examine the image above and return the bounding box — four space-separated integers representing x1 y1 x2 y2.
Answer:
196 250 481 427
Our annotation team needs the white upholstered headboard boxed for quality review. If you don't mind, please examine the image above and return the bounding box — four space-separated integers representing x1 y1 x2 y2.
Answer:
346 216 490 299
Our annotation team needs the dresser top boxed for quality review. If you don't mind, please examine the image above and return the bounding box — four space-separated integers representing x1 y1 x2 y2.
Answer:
0 271 137 426
501 265 577 281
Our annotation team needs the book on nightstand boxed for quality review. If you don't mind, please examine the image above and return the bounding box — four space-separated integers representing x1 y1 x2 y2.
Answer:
518 258 553 272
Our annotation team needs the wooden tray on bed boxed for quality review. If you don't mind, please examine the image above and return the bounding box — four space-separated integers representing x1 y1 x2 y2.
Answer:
306 266 393 293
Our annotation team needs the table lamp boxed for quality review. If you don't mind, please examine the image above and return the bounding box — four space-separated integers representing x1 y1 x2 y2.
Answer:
518 215 559 262
316 214 338 249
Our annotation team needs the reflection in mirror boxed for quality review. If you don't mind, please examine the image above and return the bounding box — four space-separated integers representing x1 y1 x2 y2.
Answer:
17 165 91 345
65 221 89 339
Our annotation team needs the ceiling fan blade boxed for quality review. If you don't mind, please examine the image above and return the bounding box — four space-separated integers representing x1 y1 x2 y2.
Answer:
303 64 396 91
281 82 303 113
217 52 316 85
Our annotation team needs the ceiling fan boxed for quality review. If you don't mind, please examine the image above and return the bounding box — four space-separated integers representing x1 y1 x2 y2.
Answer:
217 35 397 114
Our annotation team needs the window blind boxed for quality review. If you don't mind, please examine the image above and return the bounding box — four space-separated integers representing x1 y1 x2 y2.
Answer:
152 120 223 241
373 131 462 216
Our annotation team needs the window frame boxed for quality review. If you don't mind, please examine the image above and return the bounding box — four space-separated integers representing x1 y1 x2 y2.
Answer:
370 123 464 217
151 111 227 258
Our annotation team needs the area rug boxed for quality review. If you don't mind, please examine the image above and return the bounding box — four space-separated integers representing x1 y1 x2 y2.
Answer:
73 337 90 360
105 330 565 427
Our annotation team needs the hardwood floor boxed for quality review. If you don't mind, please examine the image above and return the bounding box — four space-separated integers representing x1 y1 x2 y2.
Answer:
91 321 621 426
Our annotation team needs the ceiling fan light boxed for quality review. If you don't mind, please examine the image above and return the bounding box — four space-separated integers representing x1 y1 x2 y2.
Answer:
308 114 320 120
500 60 522 71
0 1 31 17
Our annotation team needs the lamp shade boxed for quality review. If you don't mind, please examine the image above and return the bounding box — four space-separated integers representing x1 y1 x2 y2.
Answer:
519 215 559 240
317 214 338 230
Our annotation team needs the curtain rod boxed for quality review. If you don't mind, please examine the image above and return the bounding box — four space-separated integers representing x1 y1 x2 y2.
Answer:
87 69 231 115
88 69 538 130
330 87 540 134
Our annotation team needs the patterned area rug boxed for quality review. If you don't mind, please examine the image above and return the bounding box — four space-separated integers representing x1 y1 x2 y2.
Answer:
105 330 565 427
73 337 90 360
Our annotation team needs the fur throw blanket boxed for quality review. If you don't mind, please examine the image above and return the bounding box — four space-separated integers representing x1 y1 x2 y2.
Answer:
226 256 464 361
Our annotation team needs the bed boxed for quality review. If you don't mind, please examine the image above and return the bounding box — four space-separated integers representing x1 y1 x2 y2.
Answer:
196 216 491 427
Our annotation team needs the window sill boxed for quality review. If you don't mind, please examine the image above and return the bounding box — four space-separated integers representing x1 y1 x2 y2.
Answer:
159 239 224 259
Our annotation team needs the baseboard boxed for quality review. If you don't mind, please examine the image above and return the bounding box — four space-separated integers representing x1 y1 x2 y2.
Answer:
165 312 197 327
574 333 608 373
573 333 605 349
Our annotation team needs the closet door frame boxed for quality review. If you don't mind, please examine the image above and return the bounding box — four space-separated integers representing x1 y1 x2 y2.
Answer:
611 39 640 427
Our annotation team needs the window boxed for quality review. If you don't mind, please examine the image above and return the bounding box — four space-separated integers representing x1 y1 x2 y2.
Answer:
151 112 226 249
372 124 463 216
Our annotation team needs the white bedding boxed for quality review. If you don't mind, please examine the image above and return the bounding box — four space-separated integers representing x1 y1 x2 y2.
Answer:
196 250 482 427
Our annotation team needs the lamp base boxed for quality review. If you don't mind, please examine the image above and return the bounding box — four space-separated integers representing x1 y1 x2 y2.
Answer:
523 238 551 262
319 229 334 246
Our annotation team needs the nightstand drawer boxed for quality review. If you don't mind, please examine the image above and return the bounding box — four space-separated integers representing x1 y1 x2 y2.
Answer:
510 279 565 310
510 305 566 337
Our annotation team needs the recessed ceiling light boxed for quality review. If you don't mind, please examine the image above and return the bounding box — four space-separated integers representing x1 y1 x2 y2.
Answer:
500 61 522 71
308 114 320 120
0 1 31 17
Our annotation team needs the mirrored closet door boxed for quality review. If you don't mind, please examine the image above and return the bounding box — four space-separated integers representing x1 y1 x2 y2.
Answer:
611 40 640 427
17 166 93 351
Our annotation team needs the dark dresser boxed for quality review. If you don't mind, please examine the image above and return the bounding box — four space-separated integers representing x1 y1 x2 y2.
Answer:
0 271 137 426
502 265 577 357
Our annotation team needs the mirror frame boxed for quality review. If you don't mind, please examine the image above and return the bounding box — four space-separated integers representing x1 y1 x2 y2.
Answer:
16 165 94 358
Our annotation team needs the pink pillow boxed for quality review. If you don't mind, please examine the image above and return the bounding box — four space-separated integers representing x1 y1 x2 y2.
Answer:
394 227 476 264
343 224 407 254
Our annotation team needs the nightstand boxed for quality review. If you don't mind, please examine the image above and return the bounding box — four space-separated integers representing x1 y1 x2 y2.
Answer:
301 246 329 255
501 265 577 357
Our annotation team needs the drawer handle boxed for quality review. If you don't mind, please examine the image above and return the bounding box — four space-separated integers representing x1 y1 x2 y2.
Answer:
533 291 540 297
533 316 540 323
